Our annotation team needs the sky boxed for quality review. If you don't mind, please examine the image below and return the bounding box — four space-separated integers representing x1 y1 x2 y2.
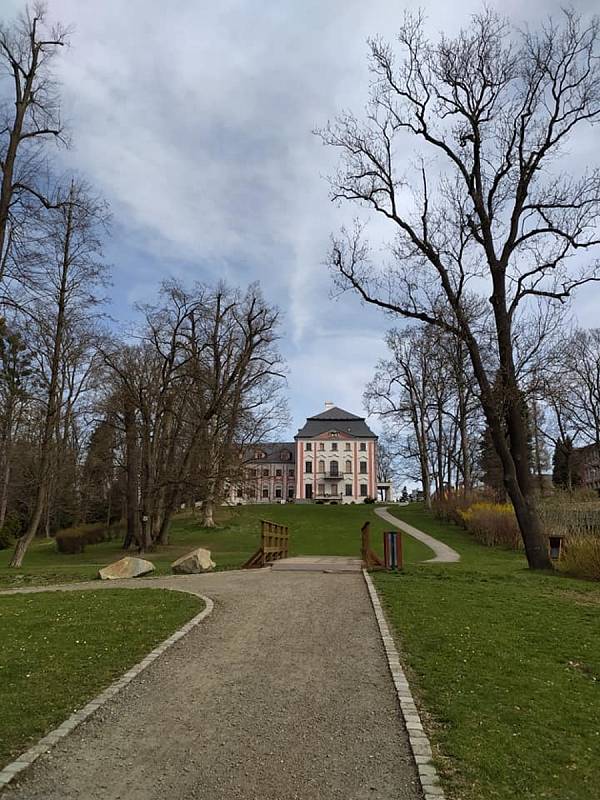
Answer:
5 0 599 439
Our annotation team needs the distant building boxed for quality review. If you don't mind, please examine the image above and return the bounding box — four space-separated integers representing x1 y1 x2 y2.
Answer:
228 402 391 504
578 444 600 492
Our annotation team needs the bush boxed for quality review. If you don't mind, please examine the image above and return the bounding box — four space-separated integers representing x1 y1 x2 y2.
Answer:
433 490 494 527
55 523 122 554
363 496 376 504
459 502 522 550
559 535 600 581
0 513 21 550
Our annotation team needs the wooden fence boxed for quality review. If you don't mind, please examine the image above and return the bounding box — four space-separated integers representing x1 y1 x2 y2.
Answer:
242 520 290 569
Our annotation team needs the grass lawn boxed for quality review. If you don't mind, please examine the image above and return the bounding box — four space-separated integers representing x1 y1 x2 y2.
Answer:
375 504 600 800
0 588 203 768
0 504 434 588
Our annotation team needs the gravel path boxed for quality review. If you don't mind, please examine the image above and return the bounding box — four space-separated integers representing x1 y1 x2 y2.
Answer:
3 570 422 800
374 507 460 563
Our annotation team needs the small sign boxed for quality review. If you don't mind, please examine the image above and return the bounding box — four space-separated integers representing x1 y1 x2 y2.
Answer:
383 531 403 570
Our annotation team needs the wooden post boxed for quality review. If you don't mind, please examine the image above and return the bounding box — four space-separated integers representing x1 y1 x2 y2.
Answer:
361 521 385 569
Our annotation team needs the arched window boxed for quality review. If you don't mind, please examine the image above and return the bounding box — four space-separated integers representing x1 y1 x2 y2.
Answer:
345 460 352 473
359 461 368 474
318 459 326 472
330 460 339 476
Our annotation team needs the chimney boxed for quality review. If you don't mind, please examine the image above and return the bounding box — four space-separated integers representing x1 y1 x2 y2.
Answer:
324 401 334 410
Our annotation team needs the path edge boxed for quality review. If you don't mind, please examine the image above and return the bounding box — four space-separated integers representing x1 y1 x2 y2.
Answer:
0 590 214 791
363 569 446 800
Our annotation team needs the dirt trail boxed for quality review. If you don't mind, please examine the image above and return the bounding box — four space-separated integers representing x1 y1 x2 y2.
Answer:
4 570 422 800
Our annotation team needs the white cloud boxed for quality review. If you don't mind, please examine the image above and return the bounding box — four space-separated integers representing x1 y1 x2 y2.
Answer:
15 0 596 430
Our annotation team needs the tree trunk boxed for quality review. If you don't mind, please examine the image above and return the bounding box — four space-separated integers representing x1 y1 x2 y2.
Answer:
123 402 141 549
469 293 552 570
200 494 216 527
0 446 10 529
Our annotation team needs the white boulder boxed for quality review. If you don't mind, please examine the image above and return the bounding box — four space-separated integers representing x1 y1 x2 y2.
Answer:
171 547 215 574
98 556 155 580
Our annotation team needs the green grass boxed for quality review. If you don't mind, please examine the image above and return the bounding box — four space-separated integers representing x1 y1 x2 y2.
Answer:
0 588 202 768
0 504 434 588
375 504 600 800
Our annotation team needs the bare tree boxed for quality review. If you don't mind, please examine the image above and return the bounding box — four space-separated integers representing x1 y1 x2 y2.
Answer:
318 8 600 569
0 3 69 293
10 180 108 567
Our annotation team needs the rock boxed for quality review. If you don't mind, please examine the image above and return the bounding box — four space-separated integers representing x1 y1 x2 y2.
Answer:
171 547 215 574
98 556 155 580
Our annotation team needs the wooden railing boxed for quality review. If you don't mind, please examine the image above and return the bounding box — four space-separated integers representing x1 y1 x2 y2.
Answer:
361 521 385 569
242 520 290 569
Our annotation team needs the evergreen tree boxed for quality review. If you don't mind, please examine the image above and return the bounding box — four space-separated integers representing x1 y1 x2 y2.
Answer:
552 437 582 491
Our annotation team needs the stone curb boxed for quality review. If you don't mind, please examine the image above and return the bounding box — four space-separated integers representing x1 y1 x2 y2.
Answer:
362 569 446 800
0 589 214 791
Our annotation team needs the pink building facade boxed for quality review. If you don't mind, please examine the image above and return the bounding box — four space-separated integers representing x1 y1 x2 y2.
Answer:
229 403 384 504
294 404 378 503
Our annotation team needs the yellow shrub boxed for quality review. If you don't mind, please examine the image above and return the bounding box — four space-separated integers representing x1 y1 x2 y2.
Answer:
559 536 600 581
459 502 522 550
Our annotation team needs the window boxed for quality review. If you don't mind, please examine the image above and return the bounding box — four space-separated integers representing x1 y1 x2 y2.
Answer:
305 461 312 473
236 488 244 499
280 450 291 461
345 442 351 451
305 442 312 451
262 468 269 477
318 483 325 495
318 459 325 472
289 469 294 477
345 460 352 473
248 468 257 477
345 484 352 496
360 484 368 497
305 484 313 499
276 469 282 477
262 488 269 498
330 460 339 476
275 487 282 498
319 442 325 451
331 483 338 496
331 442 338 451
249 488 256 499
360 442 367 451
359 461 367 474
255 450 266 459
288 487 294 498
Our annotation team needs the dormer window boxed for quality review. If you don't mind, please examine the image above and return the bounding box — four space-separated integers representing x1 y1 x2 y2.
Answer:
280 450 291 461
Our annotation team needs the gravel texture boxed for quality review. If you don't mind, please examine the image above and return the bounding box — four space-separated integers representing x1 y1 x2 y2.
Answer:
3 570 422 800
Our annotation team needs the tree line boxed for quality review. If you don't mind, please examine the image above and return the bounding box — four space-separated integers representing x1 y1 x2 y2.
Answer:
366 321 600 505
0 5 287 567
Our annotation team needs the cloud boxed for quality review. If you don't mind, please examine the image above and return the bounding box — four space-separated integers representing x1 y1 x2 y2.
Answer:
17 0 597 432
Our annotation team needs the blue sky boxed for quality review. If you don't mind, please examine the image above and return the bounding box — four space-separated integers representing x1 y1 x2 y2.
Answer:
6 0 598 437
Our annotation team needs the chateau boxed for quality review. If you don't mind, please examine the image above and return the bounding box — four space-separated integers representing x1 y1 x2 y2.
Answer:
230 403 391 504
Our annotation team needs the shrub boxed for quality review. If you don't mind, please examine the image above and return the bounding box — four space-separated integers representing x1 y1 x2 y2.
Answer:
363 496 376 504
559 535 600 581
0 513 21 550
459 502 522 550
433 490 495 527
55 523 123 554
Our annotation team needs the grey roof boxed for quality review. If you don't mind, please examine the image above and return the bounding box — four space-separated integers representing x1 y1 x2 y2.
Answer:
295 407 377 439
309 406 363 421
246 442 295 464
